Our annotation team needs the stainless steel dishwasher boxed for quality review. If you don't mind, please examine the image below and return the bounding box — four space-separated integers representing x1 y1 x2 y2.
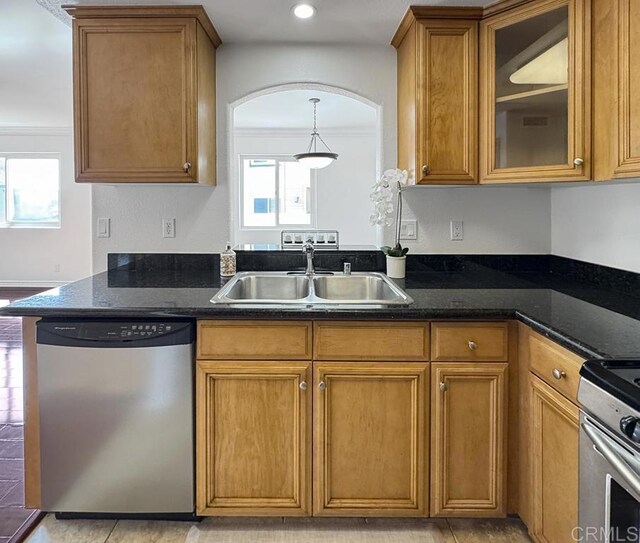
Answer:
36 320 195 516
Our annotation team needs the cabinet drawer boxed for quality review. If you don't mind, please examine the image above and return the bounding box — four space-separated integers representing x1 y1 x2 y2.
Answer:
197 321 312 360
528 331 583 403
431 322 508 361
313 322 430 361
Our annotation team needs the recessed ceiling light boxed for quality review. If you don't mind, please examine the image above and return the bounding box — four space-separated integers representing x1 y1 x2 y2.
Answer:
292 3 316 19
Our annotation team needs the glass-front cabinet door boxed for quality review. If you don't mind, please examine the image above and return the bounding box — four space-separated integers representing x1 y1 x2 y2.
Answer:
480 0 590 183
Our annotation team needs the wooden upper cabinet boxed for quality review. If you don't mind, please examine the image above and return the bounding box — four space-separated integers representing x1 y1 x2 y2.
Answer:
479 0 590 183
64 6 220 184
394 11 479 184
593 0 640 180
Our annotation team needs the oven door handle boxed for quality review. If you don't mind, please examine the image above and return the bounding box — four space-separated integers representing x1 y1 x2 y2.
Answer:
582 420 640 498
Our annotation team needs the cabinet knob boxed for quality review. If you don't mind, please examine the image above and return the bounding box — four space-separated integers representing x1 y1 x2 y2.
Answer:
573 158 584 166
439 381 448 392
468 340 478 351
318 381 326 391
422 165 430 176
552 368 566 380
299 381 308 391
183 162 192 172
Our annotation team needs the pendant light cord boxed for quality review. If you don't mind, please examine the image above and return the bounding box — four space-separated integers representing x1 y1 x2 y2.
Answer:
305 99 334 154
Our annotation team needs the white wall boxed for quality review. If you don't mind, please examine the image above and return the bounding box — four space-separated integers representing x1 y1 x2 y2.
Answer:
400 185 551 254
92 42 555 271
552 182 640 273
0 131 92 286
233 130 378 246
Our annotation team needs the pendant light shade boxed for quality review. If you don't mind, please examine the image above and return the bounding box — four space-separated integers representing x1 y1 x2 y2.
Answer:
294 98 338 169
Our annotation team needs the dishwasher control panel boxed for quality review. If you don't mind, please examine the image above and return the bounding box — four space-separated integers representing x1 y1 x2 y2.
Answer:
37 320 194 346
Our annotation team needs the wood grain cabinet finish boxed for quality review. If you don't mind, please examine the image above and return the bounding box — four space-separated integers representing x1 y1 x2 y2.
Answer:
431 322 508 362
64 6 220 184
527 329 583 403
394 14 478 184
479 0 591 183
313 321 430 361
196 361 312 516
313 362 429 517
430 362 508 517
593 0 640 180
198 321 313 360
530 375 579 543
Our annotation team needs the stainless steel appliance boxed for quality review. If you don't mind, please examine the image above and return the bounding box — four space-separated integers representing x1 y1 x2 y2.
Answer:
36 320 195 515
579 360 640 543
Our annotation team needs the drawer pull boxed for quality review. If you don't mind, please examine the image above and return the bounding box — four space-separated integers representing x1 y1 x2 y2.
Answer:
299 381 308 391
552 368 567 380
439 381 448 392
468 340 478 351
318 381 326 391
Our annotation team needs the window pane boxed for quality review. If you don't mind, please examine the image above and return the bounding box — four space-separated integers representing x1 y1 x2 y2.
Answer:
243 159 276 227
278 161 311 225
0 158 5 224
6 158 59 224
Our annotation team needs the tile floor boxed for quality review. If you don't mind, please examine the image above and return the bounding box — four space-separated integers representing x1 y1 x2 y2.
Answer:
0 290 45 542
26 516 533 543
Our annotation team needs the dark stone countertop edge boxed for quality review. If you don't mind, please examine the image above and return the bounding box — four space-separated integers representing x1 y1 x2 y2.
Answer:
1 304 605 360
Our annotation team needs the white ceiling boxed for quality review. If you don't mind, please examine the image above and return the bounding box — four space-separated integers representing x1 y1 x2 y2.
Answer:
234 90 377 130
0 0 72 127
41 0 489 44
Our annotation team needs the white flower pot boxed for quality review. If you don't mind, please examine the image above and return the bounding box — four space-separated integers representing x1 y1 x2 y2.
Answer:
386 255 406 279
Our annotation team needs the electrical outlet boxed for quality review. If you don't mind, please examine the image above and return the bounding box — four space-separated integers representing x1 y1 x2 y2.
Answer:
54 264 60 273
450 220 464 241
399 220 417 240
97 218 110 238
162 218 176 238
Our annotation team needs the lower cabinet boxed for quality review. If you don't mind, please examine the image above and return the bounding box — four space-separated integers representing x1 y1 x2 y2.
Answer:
313 362 429 516
195 361 312 516
530 375 580 543
430 362 508 517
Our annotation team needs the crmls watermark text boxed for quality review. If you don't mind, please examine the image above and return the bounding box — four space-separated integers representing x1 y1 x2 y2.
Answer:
573 527 640 542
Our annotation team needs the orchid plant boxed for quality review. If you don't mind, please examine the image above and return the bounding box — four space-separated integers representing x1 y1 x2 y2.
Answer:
370 168 413 257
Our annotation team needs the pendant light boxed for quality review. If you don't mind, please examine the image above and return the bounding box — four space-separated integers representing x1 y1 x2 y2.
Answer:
294 98 338 169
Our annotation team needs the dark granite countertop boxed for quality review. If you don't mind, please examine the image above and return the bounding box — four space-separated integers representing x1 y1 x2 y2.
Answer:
4 255 640 360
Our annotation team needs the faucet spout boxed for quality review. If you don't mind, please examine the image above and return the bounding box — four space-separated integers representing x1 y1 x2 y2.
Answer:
302 239 315 276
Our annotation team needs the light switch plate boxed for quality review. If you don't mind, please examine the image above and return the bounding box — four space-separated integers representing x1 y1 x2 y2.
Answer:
97 218 110 238
399 220 417 240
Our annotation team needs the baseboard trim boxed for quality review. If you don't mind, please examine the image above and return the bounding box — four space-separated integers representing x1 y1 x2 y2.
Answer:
0 281 65 288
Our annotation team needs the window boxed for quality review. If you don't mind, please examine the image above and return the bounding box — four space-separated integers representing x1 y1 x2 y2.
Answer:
0 154 60 227
240 157 314 229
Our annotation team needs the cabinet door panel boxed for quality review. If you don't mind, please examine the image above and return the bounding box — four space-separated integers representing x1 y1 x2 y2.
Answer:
75 19 196 182
431 362 508 516
531 374 579 542
480 0 590 183
196 361 311 516
314 362 429 516
417 20 478 183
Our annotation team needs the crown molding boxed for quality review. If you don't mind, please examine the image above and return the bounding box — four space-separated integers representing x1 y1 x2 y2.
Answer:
0 127 72 136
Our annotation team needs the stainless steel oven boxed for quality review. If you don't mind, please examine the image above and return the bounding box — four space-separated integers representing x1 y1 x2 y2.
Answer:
579 364 640 543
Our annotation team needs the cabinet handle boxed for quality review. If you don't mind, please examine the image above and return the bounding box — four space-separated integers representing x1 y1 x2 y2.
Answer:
183 162 192 172
299 381 308 391
318 381 326 391
439 381 447 392
552 368 567 380
422 165 430 176
468 340 478 351
573 158 584 166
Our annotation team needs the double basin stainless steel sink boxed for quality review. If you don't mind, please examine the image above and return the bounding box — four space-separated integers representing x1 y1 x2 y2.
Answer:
210 272 413 306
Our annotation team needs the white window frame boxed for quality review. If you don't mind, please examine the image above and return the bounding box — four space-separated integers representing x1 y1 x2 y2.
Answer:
0 152 61 228
238 154 317 231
